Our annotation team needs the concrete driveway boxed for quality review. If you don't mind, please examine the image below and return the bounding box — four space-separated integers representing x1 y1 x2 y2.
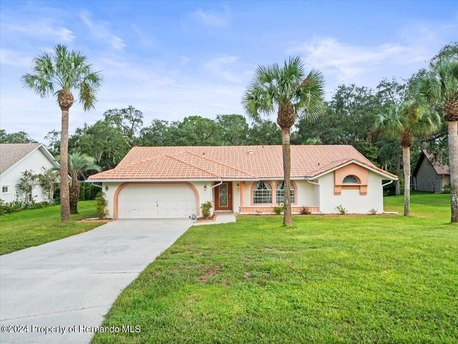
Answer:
0 219 191 344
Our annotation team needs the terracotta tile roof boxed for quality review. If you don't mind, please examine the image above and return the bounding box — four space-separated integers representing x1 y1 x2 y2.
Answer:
0 143 41 175
89 145 397 181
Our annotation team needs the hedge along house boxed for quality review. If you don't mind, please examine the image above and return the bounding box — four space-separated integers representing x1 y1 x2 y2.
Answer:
88 145 397 219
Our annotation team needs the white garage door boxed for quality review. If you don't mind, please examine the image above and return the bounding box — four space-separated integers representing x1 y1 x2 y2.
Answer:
118 183 197 219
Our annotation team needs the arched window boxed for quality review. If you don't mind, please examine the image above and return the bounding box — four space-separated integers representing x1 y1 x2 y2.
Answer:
276 181 295 204
253 181 272 204
343 175 360 184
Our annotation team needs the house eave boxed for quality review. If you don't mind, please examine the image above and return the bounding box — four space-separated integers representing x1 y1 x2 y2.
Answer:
306 160 398 181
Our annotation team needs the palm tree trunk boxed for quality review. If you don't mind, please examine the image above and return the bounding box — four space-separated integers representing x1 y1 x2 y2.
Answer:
60 108 70 222
402 146 411 216
70 174 79 214
282 128 292 226
448 120 458 222
395 156 401 196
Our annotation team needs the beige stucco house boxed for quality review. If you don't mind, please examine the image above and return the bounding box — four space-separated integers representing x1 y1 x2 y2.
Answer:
413 150 450 193
88 145 397 219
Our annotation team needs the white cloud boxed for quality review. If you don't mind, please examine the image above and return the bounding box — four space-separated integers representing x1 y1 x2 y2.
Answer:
0 49 33 68
205 55 241 83
287 18 458 95
80 11 125 50
2 20 74 42
191 7 229 27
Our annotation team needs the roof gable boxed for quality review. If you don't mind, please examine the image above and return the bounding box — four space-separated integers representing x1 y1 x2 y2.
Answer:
89 145 396 181
413 150 449 177
0 143 58 176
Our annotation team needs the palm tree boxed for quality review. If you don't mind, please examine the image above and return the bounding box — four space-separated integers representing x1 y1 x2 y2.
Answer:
376 103 440 216
415 59 458 222
22 44 102 222
243 57 324 226
68 153 101 214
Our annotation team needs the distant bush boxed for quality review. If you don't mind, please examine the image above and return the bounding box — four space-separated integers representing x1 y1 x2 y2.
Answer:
0 200 50 216
300 207 311 215
442 184 451 194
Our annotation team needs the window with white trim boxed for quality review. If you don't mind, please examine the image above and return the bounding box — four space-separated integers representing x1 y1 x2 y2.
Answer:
343 175 360 184
2 186 8 193
253 181 272 204
276 181 295 204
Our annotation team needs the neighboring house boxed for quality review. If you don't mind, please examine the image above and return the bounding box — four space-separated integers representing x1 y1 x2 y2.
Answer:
0 143 59 202
88 145 397 219
413 150 450 193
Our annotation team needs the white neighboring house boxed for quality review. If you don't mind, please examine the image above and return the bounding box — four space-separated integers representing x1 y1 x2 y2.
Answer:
88 145 398 219
0 143 59 203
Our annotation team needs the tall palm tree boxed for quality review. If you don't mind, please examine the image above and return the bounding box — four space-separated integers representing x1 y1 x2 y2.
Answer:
243 57 324 226
415 59 458 222
377 103 440 216
22 44 102 222
68 153 101 214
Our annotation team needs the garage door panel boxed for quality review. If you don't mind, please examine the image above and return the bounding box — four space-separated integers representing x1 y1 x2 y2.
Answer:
118 184 196 219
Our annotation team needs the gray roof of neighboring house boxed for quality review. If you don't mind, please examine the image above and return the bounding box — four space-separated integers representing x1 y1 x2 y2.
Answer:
0 143 57 175
413 149 450 177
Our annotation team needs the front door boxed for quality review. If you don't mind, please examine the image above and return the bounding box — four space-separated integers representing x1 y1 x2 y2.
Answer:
214 182 233 211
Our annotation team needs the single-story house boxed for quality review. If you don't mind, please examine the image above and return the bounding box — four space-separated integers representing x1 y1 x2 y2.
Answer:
88 145 397 219
413 149 450 193
0 143 59 202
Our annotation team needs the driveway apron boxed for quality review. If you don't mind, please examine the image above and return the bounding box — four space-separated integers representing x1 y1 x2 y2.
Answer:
0 219 191 343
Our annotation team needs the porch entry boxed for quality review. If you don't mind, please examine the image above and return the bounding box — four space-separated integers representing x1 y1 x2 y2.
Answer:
214 182 233 211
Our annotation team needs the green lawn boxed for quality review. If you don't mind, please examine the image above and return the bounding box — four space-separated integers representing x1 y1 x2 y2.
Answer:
94 193 456 343
0 201 103 255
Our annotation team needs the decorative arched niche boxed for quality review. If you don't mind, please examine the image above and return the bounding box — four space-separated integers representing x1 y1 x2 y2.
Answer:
334 164 368 195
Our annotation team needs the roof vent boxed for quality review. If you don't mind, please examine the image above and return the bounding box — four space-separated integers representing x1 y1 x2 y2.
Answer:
247 149 253 154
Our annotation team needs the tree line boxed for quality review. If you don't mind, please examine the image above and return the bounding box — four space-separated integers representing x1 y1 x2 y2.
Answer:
2 42 456 223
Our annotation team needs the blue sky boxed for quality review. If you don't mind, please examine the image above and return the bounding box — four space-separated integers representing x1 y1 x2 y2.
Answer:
1 0 457 141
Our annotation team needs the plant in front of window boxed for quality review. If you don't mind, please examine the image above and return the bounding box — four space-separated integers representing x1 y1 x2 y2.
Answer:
243 57 325 227
16 170 38 204
336 205 347 215
273 204 284 215
201 201 212 218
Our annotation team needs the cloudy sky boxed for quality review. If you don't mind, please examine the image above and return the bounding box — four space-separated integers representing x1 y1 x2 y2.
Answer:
1 0 457 141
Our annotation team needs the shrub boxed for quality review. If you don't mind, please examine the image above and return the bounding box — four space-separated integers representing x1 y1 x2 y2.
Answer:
273 204 284 215
300 207 311 215
369 208 377 215
442 184 451 194
0 200 50 216
200 201 212 218
95 192 108 218
336 205 347 215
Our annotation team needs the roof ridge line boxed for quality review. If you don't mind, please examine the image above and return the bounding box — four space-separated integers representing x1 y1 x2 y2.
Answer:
165 154 220 178
184 150 256 178
115 153 172 170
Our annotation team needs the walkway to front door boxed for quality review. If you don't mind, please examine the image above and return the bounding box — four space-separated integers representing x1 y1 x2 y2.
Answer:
214 182 233 211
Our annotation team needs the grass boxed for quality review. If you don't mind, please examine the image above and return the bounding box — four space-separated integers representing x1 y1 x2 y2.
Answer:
0 201 103 255
93 193 458 343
